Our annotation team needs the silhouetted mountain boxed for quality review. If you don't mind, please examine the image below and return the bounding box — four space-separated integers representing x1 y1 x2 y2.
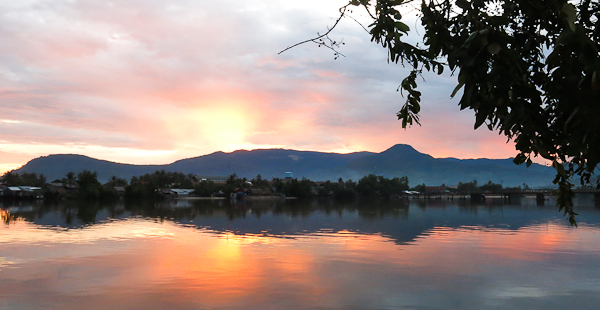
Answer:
11 144 556 187
168 149 371 181
346 144 435 175
347 145 555 186
14 154 162 182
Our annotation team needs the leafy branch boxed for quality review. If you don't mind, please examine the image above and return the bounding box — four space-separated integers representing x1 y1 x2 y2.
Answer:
280 0 600 225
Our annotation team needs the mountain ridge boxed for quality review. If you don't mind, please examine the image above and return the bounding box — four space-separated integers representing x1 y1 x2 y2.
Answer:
9 144 555 187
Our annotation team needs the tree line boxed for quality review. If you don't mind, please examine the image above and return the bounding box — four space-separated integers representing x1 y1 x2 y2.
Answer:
1 170 413 200
2 169 529 201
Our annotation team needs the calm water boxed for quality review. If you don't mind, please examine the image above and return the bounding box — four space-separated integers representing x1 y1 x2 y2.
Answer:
2 197 600 310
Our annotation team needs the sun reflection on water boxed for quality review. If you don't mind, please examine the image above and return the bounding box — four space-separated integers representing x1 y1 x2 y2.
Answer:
2 205 600 310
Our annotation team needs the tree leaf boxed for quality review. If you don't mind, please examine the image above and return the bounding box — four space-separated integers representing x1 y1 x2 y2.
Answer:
395 22 410 33
451 82 464 98
562 4 577 31
474 111 487 129
487 43 501 55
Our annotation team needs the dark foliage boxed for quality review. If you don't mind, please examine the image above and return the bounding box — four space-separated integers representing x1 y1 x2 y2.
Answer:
288 0 600 224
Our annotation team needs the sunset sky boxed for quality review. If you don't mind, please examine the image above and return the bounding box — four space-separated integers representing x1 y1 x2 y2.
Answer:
0 0 518 175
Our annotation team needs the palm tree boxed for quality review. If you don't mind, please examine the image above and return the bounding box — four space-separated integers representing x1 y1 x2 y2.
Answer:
66 172 75 189
2 171 16 186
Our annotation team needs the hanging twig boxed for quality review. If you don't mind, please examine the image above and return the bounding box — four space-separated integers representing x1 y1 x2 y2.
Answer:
278 5 351 58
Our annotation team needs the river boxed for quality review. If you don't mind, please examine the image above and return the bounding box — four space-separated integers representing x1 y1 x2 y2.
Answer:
1 196 600 309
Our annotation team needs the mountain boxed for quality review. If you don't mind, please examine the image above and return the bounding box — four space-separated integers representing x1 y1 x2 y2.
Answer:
347 144 555 186
12 154 163 182
10 144 556 187
168 149 372 181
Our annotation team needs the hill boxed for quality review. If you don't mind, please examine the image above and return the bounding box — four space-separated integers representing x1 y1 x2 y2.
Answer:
9 144 556 187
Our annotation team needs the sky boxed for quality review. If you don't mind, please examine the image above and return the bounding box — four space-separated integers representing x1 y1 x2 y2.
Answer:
0 0 519 175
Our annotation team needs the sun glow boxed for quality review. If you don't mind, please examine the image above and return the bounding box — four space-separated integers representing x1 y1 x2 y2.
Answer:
0 119 22 124
0 164 20 175
193 107 249 145
165 99 260 151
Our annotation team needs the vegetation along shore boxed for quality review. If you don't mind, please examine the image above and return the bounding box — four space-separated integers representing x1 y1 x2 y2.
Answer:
1 169 551 203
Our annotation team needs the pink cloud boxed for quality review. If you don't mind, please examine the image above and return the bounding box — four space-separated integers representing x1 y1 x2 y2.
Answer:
0 0 524 174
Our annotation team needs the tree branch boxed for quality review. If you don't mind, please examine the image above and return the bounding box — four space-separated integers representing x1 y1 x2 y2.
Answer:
278 5 350 56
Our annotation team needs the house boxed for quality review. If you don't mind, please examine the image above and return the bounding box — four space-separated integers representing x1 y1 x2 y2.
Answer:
159 188 174 195
113 186 126 193
6 187 22 197
425 186 447 194
47 183 68 195
249 188 272 196
65 183 78 193
232 187 248 200
171 189 194 196
193 175 228 185
19 186 43 199
311 181 328 195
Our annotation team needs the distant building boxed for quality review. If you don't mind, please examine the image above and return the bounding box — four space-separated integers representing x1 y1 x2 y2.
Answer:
6 187 22 197
171 189 194 196
46 183 68 195
425 186 446 194
192 175 227 185
284 172 293 180
18 186 43 199
250 188 271 196
159 188 195 196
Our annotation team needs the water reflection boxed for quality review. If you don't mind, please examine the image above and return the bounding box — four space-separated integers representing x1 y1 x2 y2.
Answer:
2 198 600 309
4 197 600 243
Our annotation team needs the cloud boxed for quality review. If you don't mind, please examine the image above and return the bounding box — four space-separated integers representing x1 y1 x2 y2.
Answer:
0 0 521 176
